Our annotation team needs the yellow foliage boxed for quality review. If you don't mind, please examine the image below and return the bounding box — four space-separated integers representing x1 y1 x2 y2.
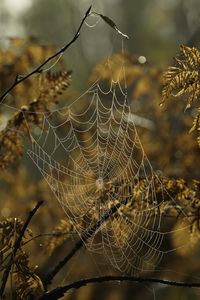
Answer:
162 45 200 146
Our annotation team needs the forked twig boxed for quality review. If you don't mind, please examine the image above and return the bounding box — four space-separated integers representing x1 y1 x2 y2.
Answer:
0 6 92 104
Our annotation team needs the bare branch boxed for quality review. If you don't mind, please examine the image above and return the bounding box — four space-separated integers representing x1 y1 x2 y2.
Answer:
0 6 92 104
36 275 200 300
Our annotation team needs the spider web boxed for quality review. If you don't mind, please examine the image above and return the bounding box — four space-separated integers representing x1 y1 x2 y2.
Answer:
21 38 188 275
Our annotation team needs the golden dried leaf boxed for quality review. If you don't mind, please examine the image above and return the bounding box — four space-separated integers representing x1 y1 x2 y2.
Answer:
162 45 200 146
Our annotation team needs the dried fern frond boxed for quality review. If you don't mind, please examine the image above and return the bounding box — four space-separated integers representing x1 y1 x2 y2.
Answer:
123 177 200 219
38 70 72 104
0 70 72 169
162 45 200 107
24 70 72 126
0 107 33 170
0 129 24 169
162 45 200 145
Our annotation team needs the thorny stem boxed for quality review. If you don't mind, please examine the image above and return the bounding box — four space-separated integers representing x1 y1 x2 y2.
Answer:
0 201 44 298
0 6 92 104
37 275 200 300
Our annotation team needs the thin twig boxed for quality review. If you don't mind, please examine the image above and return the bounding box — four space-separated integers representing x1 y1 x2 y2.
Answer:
0 201 44 298
44 201 124 286
36 275 200 300
0 231 78 269
0 6 92 104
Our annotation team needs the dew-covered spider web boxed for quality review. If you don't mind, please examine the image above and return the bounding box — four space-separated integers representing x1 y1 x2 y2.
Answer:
19 36 190 276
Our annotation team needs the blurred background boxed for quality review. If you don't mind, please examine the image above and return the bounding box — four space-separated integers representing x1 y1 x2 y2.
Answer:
0 0 200 88
0 1 200 299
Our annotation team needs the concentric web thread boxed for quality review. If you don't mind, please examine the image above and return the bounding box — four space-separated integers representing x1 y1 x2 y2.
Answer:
22 39 189 275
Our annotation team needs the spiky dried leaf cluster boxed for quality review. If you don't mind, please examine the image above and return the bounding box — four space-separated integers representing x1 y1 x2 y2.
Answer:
14 251 44 299
0 70 71 170
118 177 200 223
162 45 200 146
0 218 44 299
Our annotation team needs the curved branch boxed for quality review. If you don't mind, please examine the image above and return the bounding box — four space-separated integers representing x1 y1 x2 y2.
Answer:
36 275 200 300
